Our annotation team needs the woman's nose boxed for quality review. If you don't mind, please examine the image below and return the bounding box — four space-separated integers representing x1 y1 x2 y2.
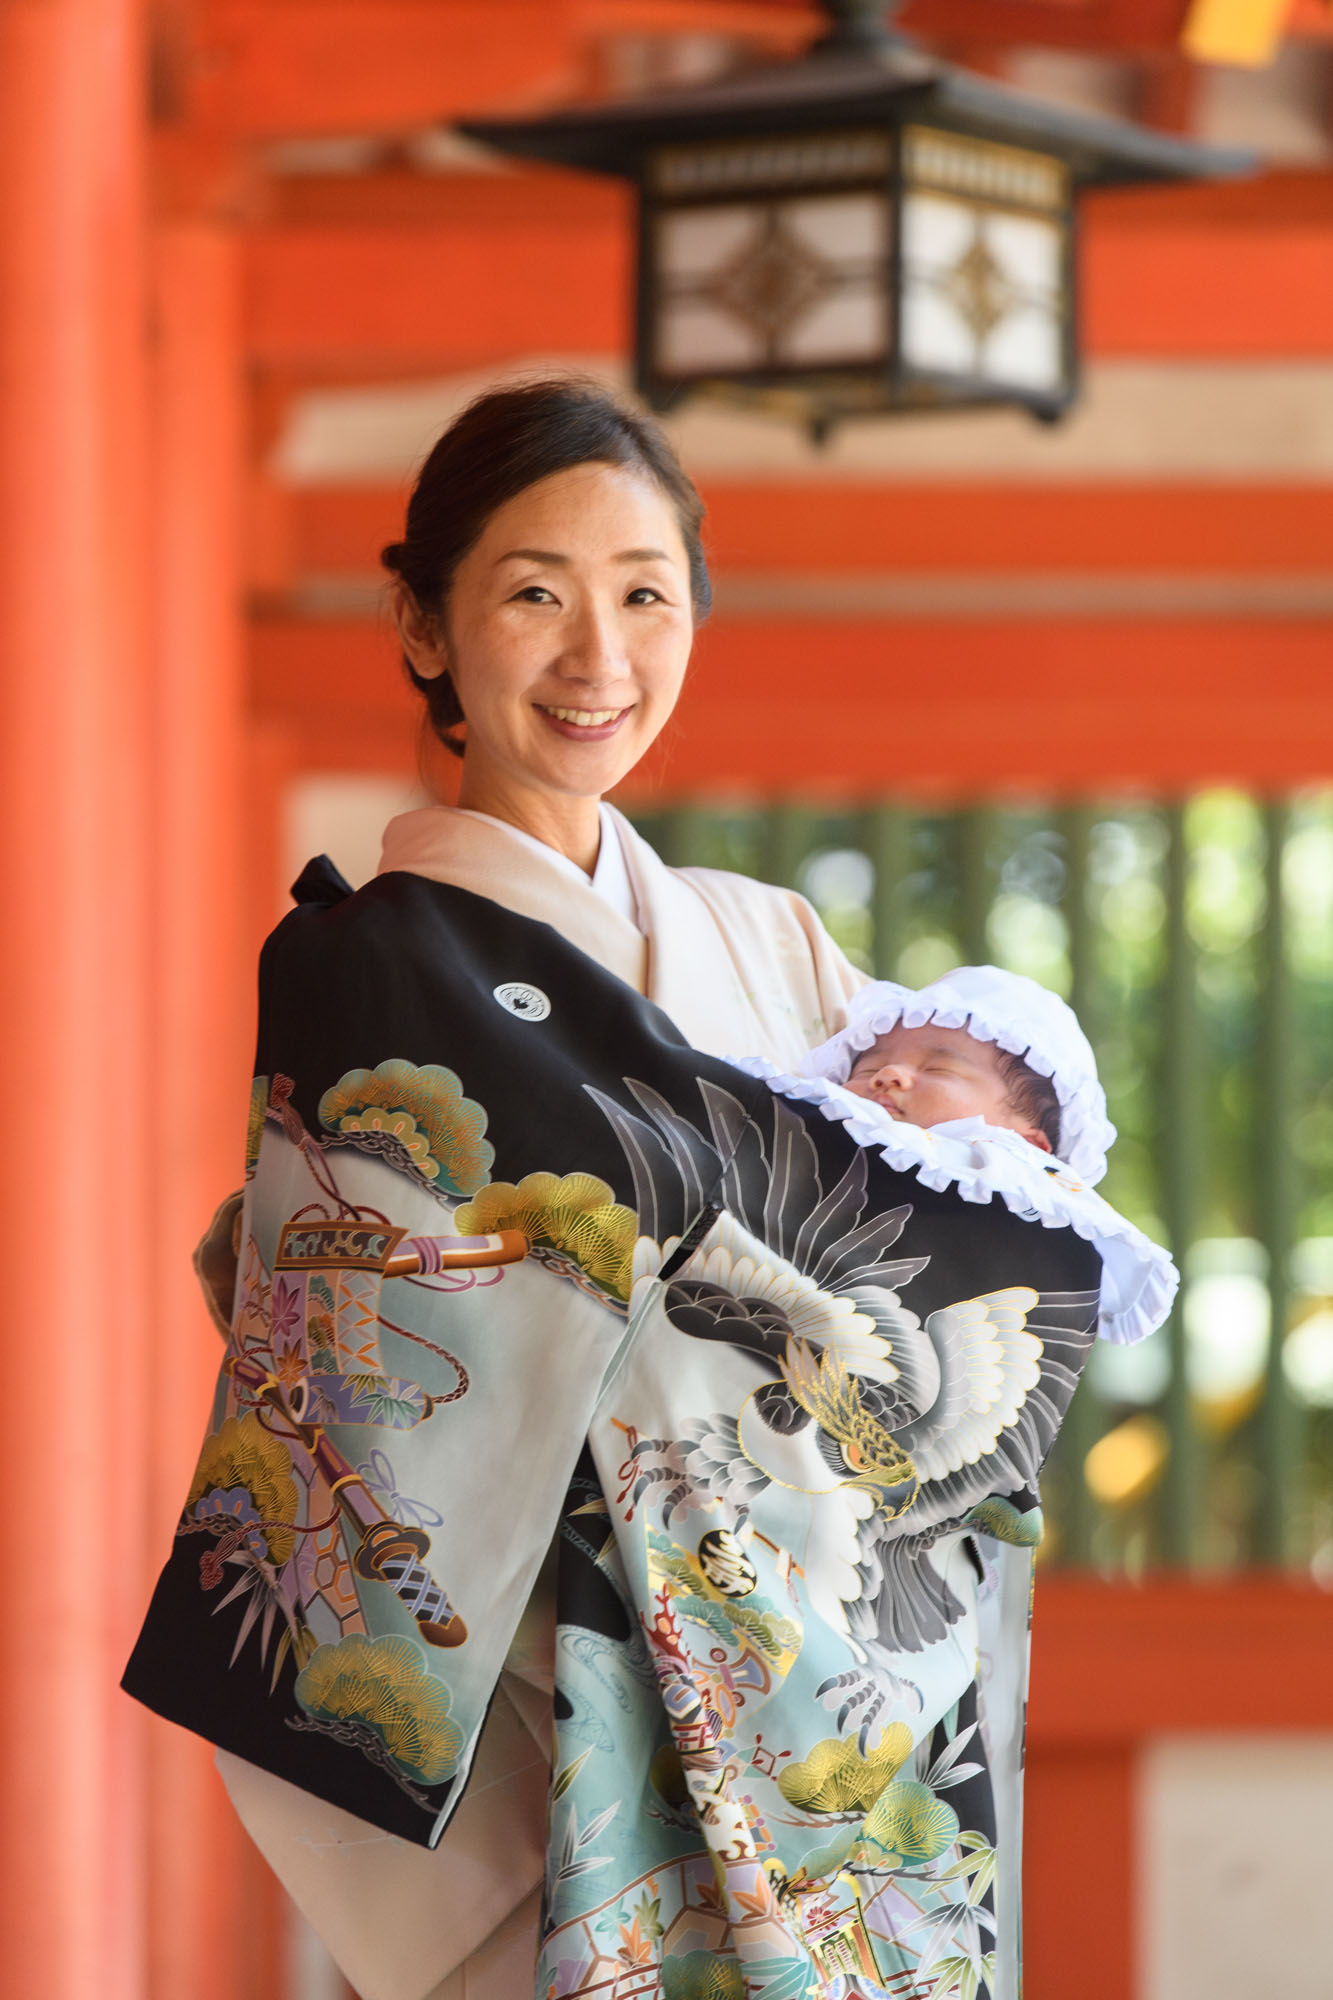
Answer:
557 601 627 682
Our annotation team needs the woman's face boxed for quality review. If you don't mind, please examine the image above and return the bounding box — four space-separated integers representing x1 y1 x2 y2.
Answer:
409 461 695 809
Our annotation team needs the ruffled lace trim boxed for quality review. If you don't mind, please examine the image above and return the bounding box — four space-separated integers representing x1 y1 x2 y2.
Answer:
806 988 1117 1187
733 1058 1176 1347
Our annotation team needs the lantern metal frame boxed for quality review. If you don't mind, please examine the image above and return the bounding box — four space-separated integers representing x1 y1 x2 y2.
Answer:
460 0 1250 435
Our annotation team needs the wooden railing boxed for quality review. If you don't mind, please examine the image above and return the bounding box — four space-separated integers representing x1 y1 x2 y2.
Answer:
631 792 1333 1579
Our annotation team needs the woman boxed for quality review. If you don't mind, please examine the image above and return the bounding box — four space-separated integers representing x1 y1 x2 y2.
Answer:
126 381 1144 2000
134 380 867 1999
373 378 863 1068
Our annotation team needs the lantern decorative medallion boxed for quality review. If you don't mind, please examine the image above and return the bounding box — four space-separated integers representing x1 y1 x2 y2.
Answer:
462 0 1247 436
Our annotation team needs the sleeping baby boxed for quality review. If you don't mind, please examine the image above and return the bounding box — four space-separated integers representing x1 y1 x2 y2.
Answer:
800 961 1113 1188
731 961 1179 1347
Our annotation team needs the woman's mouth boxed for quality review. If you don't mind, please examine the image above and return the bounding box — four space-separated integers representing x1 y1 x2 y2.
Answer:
535 704 631 742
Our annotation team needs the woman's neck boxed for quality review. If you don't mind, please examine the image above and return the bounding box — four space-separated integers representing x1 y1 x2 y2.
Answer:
456 769 603 875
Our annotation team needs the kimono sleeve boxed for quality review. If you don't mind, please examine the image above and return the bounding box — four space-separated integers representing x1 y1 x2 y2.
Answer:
122 865 713 1847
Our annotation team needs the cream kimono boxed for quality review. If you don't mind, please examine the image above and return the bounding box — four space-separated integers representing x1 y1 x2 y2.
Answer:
125 807 1152 2000
212 805 866 2000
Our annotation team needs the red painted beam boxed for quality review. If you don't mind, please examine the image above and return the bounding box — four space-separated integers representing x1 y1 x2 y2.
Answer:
0 4 153 1997
903 0 1193 55
244 189 632 377
149 221 283 2000
1025 1744 1136 2000
707 483 1333 574
1086 222 1333 357
1029 1578 1333 1743
245 184 1333 373
186 1 811 139
288 482 1333 578
1022 1576 1333 2000
248 612 1333 792
179 0 1279 143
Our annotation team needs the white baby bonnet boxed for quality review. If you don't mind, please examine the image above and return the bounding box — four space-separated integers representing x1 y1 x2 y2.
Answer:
805 965 1117 1187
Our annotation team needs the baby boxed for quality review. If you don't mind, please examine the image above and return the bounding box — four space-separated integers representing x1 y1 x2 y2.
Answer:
800 963 1114 1188
737 965 1176 1345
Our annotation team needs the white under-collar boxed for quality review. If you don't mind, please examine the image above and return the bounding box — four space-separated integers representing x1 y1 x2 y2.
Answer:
449 804 641 931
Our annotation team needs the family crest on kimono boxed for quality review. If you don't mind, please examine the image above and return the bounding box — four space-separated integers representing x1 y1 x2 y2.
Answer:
124 379 1175 2000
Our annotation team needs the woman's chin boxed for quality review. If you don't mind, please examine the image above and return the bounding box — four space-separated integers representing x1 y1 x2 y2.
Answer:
528 725 656 797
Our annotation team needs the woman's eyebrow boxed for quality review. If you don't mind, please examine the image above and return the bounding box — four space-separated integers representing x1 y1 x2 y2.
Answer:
493 546 673 566
495 547 568 566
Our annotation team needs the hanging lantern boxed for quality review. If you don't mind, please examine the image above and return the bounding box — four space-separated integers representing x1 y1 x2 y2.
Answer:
461 0 1248 438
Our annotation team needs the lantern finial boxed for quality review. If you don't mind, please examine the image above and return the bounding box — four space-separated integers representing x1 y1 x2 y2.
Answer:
811 1 901 55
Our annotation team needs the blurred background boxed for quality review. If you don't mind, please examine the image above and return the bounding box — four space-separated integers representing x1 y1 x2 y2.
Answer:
3 2 1332 1997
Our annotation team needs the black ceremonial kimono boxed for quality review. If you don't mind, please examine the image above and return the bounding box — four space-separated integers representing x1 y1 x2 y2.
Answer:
126 858 1111 2000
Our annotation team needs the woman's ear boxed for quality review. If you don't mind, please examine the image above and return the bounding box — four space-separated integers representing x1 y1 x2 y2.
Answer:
389 576 450 683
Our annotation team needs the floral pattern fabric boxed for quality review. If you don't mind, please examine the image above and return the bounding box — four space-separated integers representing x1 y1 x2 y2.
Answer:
124 859 1104 2000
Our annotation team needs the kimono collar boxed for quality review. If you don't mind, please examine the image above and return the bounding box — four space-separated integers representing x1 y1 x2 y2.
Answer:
375 802 842 1066
377 803 649 995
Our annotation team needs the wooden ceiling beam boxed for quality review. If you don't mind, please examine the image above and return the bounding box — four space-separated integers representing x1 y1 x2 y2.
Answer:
900 0 1196 58
245 205 631 378
185 1 812 140
260 164 1333 233
178 0 1333 142
249 611 1333 792
242 179 1333 373
286 483 1333 579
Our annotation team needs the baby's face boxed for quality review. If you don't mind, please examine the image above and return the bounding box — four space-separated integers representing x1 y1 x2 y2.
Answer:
842 1022 1038 1143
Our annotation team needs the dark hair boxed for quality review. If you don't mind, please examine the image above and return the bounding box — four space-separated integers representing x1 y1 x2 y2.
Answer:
994 1048 1063 1155
381 376 711 757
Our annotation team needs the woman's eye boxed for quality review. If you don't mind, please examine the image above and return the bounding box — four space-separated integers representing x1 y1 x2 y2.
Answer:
626 586 665 606
512 584 557 604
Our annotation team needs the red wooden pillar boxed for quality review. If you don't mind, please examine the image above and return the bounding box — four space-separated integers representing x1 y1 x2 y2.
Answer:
146 218 284 2000
1025 1745 1137 2000
0 2 152 1996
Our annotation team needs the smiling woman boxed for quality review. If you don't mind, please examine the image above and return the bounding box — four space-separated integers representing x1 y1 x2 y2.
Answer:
131 378 873 2000
382 380 710 871
123 376 1161 2000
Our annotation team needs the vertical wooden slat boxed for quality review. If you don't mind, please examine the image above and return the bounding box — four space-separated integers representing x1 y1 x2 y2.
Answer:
957 806 995 964
761 802 814 891
1059 804 1102 1567
863 803 911 980
1255 798 1300 1567
656 803 710 869
640 787 1311 1582
1160 803 1203 1570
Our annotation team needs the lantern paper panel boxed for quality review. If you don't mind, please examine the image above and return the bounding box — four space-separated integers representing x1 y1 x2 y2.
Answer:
647 130 894 384
898 124 1072 402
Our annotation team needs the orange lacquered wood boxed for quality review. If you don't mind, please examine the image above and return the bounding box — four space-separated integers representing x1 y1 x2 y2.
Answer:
1026 1744 1136 2000
1086 222 1333 356
146 220 282 2000
0 3 151 1995
288 482 1333 580
242 175 1333 373
1029 1577 1333 1743
250 612 1333 794
244 210 632 376
186 1 812 139
1024 1580 1333 2000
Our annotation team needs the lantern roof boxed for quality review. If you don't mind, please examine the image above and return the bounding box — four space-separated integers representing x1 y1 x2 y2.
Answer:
459 20 1251 191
